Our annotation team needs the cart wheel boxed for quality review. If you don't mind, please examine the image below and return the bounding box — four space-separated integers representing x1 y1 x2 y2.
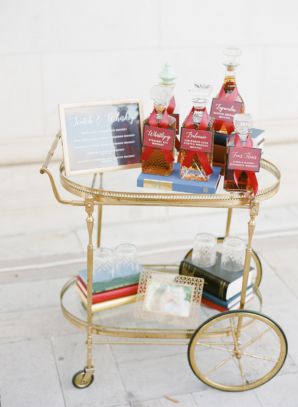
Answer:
184 237 263 289
188 310 287 392
72 369 94 389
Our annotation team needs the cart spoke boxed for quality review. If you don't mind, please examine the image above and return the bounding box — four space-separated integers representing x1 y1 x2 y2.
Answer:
236 356 250 385
197 341 235 353
241 327 272 351
241 351 276 363
204 354 234 377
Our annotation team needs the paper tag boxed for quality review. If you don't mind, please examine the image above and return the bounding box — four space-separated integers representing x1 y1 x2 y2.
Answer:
180 128 213 153
210 98 242 123
228 147 261 172
143 125 175 150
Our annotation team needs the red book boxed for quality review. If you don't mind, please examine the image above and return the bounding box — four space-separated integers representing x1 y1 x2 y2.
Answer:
76 279 139 305
201 297 228 312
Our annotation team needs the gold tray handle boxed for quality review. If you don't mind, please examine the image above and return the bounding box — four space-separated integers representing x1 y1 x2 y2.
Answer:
40 132 84 207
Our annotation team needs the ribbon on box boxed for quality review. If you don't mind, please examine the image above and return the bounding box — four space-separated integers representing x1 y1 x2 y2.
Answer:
233 134 258 196
181 108 213 176
213 85 241 133
141 109 174 164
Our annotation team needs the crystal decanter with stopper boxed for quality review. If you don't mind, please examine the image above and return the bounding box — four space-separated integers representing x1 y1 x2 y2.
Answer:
179 84 214 181
141 83 176 176
211 47 245 134
224 113 261 196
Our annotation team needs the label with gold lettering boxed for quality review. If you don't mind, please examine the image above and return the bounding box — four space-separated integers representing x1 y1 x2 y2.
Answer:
228 147 261 172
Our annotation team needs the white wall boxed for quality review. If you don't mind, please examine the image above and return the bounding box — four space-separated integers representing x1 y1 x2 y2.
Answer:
1 0 298 164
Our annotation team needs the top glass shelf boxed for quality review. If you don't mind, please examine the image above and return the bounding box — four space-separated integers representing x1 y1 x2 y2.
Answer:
59 158 280 208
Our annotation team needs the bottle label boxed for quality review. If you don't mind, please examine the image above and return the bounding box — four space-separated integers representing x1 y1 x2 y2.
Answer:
143 125 175 151
210 98 242 123
180 128 213 153
228 146 261 172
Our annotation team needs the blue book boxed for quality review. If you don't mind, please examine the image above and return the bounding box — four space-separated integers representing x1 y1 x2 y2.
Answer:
137 163 221 194
203 285 253 309
214 128 265 147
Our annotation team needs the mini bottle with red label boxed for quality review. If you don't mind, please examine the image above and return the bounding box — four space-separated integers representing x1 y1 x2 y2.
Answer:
211 48 245 134
224 114 261 196
159 63 180 150
179 84 214 182
141 84 176 176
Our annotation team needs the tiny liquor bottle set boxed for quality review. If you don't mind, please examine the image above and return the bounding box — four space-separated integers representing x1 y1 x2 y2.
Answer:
139 48 262 197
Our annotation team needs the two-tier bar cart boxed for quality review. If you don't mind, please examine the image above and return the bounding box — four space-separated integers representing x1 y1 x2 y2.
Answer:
40 133 287 392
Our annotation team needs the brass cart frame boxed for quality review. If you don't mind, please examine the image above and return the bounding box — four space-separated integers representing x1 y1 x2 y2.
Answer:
40 133 287 392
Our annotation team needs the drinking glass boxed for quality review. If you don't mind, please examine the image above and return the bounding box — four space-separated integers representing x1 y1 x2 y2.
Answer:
192 233 217 268
114 243 139 277
93 247 114 281
221 237 246 272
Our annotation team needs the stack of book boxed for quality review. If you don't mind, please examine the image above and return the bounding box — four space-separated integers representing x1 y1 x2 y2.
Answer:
76 269 140 313
179 253 254 312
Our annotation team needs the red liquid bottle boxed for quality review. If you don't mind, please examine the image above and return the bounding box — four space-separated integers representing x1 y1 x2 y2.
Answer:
179 84 214 182
224 113 260 196
141 84 176 176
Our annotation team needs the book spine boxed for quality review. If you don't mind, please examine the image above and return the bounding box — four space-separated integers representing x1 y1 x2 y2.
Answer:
179 260 228 300
77 289 137 313
77 273 140 294
201 297 227 312
77 282 138 304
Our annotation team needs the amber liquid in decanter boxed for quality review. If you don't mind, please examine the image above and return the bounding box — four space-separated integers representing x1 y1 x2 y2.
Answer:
215 72 245 134
141 109 176 176
224 135 249 192
179 111 214 182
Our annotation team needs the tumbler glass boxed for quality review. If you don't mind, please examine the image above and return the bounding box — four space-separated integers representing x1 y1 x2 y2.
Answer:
93 247 114 281
192 233 217 268
221 236 246 272
114 243 139 277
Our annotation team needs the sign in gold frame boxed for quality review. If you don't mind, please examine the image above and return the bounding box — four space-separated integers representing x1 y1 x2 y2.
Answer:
135 270 204 327
59 99 144 176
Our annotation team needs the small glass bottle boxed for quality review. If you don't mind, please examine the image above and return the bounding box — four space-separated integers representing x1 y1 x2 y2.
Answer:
179 84 214 181
142 84 176 176
224 113 255 193
211 47 245 134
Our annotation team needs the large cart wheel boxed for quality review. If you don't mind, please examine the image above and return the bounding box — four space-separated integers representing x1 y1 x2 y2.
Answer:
184 237 262 289
72 369 94 389
188 310 287 392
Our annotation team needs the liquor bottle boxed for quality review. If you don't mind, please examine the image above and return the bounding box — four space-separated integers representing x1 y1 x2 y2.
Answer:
224 114 261 196
141 84 176 176
211 47 245 134
159 63 180 149
179 84 214 182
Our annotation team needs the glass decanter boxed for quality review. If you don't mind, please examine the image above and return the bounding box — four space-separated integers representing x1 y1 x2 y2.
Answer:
141 83 176 176
224 113 253 192
212 47 245 134
179 84 214 181
159 63 180 138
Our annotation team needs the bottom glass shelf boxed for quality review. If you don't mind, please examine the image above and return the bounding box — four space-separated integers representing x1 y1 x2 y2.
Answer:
60 264 262 340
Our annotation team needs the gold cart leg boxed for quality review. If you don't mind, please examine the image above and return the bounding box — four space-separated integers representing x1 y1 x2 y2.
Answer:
236 200 259 335
84 195 95 379
225 208 233 237
96 173 103 248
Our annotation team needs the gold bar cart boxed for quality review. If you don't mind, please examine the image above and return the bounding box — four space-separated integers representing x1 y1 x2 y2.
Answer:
40 133 287 392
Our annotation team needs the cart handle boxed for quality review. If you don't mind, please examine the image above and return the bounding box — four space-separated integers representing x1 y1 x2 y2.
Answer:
40 132 84 207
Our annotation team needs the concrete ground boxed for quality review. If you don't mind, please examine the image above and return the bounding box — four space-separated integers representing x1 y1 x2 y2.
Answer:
1 142 298 407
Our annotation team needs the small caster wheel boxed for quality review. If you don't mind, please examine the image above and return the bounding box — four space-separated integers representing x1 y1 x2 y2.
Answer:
72 369 94 389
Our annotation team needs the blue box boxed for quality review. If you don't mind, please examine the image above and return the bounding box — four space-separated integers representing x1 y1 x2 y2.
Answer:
137 163 221 194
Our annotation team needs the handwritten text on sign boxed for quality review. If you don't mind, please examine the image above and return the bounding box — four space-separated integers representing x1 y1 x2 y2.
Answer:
180 129 213 153
143 125 175 150
228 147 261 172
60 102 142 175
210 98 242 123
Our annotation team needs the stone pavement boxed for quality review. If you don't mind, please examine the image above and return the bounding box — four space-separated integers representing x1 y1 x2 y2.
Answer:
0 142 298 406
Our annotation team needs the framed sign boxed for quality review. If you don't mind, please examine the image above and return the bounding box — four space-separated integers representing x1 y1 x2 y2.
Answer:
59 99 143 176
